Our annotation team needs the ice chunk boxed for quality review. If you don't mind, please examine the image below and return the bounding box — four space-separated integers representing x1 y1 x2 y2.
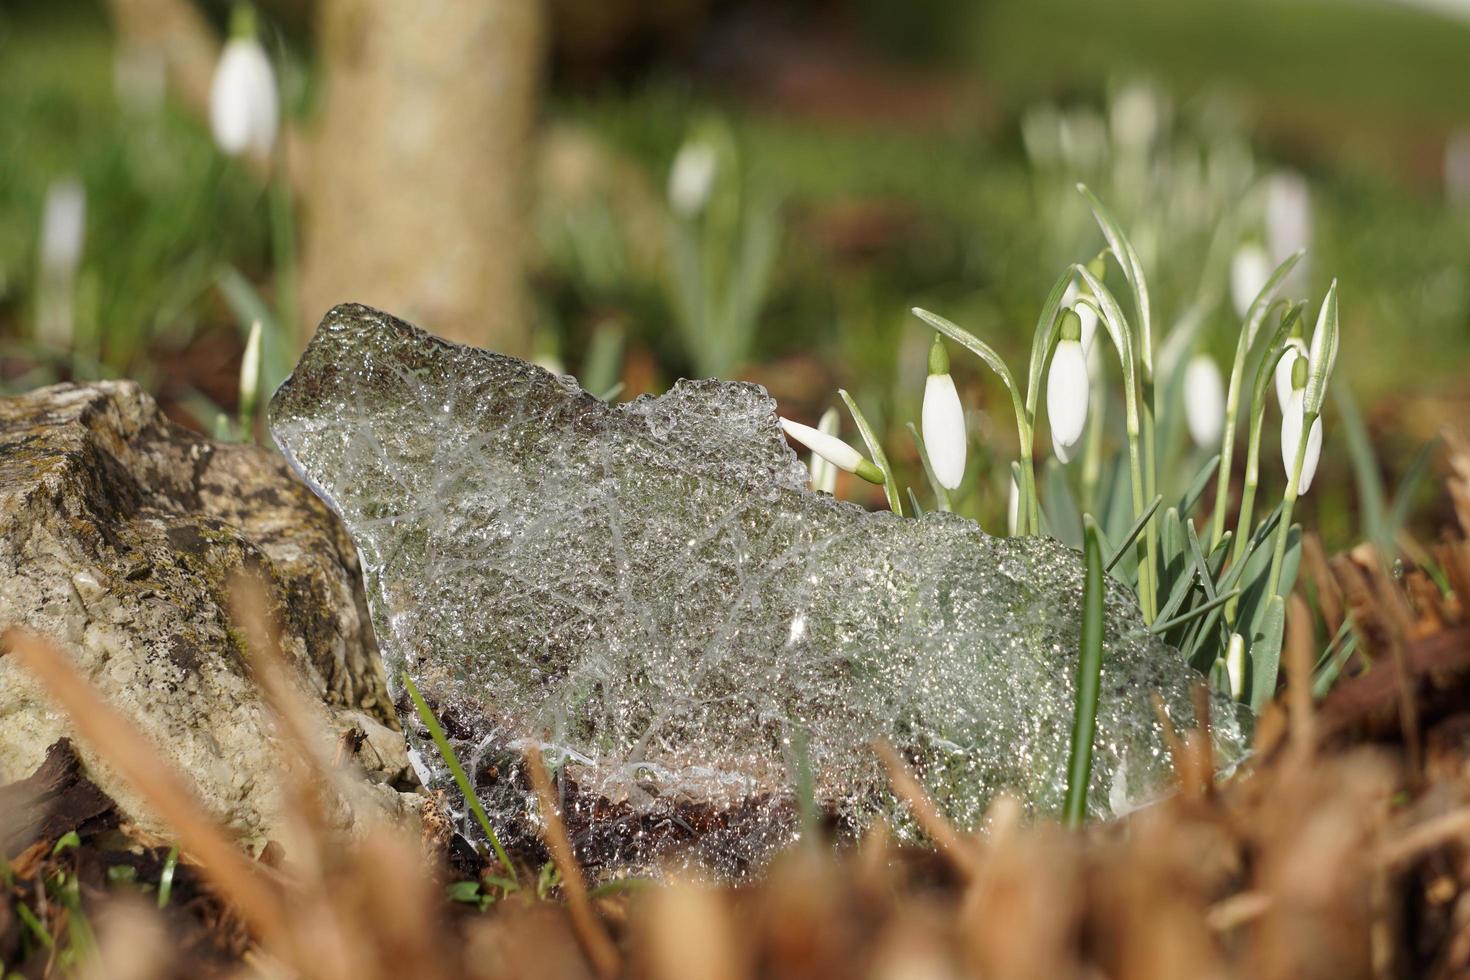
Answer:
270 303 1248 876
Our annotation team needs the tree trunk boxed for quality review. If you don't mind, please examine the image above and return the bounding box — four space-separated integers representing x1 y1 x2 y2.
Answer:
299 0 544 353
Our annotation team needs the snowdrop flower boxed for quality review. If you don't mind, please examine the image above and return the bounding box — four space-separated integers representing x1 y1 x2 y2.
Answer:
921 335 966 491
780 417 883 485
1183 354 1225 449
1061 280 1098 354
1265 171 1311 286
1047 309 1089 463
808 407 840 495
1226 632 1245 700
209 9 279 158
1229 242 1270 320
1274 337 1307 412
667 139 718 218
40 179 86 278
1280 359 1322 495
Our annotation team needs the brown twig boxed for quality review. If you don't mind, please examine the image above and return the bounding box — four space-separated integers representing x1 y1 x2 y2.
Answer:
526 749 621 979
1 628 287 946
874 739 979 876
1377 807 1470 869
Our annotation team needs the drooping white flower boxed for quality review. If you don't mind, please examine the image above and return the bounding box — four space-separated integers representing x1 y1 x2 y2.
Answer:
1061 280 1098 354
1226 632 1245 700
1274 338 1307 412
921 335 966 491
1280 387 1323 496
40 179 86 278
1183 354 1225 449
780 417 883 485
1229 242 1270 320
1265 171 1311 287
1007 472 1021 536
668 139 718 218
809 407 840 495
1047 310 1089 464
209 28 279 158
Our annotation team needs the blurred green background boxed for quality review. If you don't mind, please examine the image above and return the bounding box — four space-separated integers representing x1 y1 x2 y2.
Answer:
2 0 1469 549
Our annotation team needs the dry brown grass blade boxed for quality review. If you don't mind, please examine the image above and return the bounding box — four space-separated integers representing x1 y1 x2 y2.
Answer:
874 739 978 876
0 628 287 945
225 571 341 875
526 749 621 979
1286 593 1317 762
1304 532 1346 637
1376 807 1470 869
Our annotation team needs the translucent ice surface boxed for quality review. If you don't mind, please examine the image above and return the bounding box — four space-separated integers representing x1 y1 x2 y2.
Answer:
270 304 1248 876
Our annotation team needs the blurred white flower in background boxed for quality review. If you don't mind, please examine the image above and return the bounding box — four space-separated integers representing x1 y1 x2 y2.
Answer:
1109 82 1162 155
1265 171 1312 291
36 178 86 349
209 11 279 159
1229 242 1270 320
667 139 718 219
1446 128 1470 207
1183 354 1225 449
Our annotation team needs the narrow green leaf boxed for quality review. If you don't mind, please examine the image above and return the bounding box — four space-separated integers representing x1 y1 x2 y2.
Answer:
1144 587 1242 636
1078 184 1151 349
1250 595 1287 711
157 846 179 909
1104 494 1164 573
1333 386 1385 543
1303 281 1340 415
1064 517 1106 828
1177 455 1221 519
839 389 903 516
402 672 518 882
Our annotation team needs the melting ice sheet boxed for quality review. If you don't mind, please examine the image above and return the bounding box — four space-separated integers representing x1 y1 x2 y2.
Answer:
270 303 1247 876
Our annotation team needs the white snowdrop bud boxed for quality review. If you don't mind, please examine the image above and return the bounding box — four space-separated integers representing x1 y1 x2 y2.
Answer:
1226 632 1245 700
1274 338 1307 413
780 417 883 485
239 319 263 422
209 16 279 159
1183 354 1225 449
1047 311 1089 464
921 336 966 491
1229 243 1270 320
1281 385 1323 496
809 407 840 495
1062 280 1098 354
1007 473 1021 536
40 179 86 277
667 139 718 218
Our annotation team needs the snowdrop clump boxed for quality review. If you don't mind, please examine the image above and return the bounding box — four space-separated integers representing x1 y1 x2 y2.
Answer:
776 183 1343 710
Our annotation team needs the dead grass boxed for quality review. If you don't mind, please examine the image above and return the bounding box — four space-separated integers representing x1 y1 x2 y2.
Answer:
8 455 1470 977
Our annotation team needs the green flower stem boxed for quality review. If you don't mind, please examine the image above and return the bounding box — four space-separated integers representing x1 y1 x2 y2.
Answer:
1063 516 1105 828
1265 409 1315 600
1080 367 1106 514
